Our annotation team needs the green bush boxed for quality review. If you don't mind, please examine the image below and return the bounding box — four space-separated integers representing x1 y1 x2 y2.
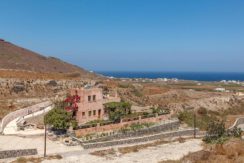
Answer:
178 110 217 130
150 107 170 115
203 121 242 144
130 123 144 131
104 102 132 122
71 120 78 129
44 108 72 130
203 121 226 143
120 127 130 133
141 122 155 128
227 126 242 138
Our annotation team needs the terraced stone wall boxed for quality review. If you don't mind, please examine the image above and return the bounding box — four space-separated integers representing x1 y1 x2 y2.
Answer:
84 119 180 143
82 129 198 149
0 149 37 159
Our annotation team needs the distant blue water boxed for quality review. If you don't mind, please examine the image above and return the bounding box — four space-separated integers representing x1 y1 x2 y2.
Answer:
97 72 244 82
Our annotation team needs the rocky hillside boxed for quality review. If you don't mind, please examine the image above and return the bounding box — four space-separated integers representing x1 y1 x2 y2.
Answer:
0 39 95 78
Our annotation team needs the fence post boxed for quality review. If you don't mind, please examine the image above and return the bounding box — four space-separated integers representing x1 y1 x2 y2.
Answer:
193 113 196 138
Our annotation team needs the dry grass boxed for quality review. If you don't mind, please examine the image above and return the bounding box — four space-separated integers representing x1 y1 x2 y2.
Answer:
118 137 188 155
90 139 171 158
90 148 117 157
177 136 186 143
11 154 62 163
118 139 170 154
0 69 82 80
91 137 193 158
179 138 244 163
158 160 181 163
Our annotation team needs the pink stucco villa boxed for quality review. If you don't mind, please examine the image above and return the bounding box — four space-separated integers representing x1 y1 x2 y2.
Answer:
68 87 120 124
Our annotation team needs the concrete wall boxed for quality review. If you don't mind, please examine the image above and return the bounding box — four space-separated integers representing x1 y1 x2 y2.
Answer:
0 149 37 159
0 101 52 134
82 129 198 149
75 114 171 137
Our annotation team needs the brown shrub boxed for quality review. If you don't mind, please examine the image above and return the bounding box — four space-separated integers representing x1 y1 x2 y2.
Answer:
11 155 62 163
223 139 244 158
215 144 226 155
177 137 185 143
180 138 244 163
90 148 116 157
197 107 207 115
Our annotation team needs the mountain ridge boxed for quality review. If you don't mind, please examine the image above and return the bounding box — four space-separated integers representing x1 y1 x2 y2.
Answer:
0 39 95 78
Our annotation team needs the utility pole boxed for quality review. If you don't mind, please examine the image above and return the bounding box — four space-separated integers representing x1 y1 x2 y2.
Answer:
193 113 196 138
44 123 47 157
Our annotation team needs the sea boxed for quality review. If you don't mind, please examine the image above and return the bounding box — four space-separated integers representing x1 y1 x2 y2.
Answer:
96 71 244 82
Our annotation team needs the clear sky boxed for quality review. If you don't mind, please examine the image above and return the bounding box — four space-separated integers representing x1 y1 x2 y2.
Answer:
0 0 244 72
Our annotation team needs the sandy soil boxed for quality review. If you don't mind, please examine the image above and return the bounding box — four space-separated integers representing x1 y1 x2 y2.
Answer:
43 139 203 163
0 134 203 163
0 135 83 158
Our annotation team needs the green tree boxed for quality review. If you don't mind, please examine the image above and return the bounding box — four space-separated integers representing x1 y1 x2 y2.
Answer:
203 120 226 143
44 108 72 130
104 102 132 122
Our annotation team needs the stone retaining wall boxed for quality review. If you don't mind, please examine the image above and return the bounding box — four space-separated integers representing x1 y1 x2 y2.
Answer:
84 119 180 143
0 101 52 134
0 149 37 159
82 128 198 149
75 114 171 137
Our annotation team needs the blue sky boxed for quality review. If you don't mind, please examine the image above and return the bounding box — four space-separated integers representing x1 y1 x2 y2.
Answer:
0 0 244 72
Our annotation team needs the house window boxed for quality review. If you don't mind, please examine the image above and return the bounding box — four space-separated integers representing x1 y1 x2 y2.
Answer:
89 111 92 116
93 95 96 101
93 110 96 116
73 111 77 117
88 96 91 102
82 112 85 116
98 109 101 118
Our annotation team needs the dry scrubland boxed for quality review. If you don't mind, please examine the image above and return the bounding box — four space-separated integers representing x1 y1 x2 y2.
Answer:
174 138 244 163
1 76 244 123
0 69 88 80
89 138 244 163
1 75 244 163
0 71 88 119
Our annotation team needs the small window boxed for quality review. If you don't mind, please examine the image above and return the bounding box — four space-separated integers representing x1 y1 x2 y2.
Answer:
82 112 85 116
88 96 91 102
93 110 96 115
98 109 101 116
93 95 96 101
89 111 92 116
73 111 77 117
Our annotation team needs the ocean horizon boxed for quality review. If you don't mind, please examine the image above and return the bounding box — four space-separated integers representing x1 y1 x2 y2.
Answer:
96 71 244 82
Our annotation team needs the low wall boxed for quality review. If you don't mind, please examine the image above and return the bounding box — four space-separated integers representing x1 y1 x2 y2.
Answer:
75 114 171 137
229 117 244 130
84 119 180 143
82 128 198 149
0 149 37 159
0 101 52 134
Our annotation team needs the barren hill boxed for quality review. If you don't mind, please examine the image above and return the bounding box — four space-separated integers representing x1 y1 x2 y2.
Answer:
0 39 95 78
